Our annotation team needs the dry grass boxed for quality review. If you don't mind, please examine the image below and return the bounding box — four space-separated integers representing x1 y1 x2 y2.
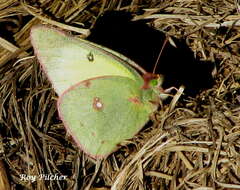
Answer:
0 0 240 189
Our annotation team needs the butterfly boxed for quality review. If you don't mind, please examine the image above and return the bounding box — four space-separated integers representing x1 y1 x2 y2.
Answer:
31 25 165 159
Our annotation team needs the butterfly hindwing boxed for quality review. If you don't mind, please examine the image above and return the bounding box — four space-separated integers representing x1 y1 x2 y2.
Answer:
58 76 158 159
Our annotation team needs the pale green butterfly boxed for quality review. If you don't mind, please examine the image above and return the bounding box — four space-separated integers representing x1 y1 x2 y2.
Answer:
30 25 161 159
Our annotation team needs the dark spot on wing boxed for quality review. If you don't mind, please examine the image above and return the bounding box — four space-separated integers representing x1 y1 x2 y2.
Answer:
93 97 103 111
83 80 91 87
128 96 141 104
87 52 94 62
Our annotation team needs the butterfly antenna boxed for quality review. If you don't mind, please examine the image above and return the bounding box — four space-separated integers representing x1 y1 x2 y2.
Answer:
153 36 169 74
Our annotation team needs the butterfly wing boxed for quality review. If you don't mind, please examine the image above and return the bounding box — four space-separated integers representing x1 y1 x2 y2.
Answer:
30 26 143 95
58 76 158 159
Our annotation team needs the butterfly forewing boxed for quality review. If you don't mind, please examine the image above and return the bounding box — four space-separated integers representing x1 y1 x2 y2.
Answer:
31 26 143 95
